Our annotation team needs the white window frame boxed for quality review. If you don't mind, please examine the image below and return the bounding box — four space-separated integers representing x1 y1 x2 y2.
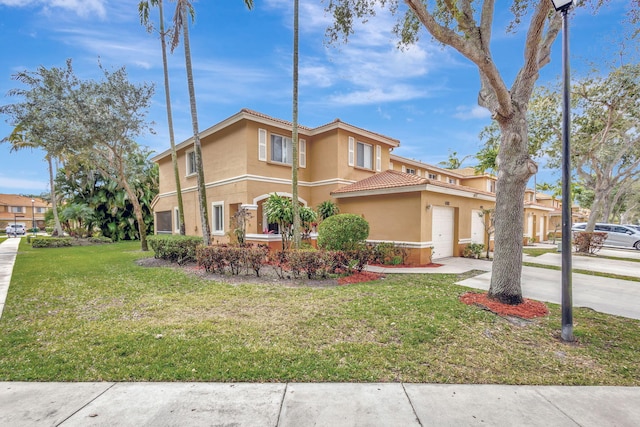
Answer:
211 201 225 236
356 141 373 170
174 207 180 233
258 128 267 161
348 137 355 167
406 168 416 175
10 206 24 213
271 134 293 165
299 139 306 168
375 145 381 172
428 173 437 180
186 150 197 176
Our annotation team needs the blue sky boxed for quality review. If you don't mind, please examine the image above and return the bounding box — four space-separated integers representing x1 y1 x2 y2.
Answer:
0 0 634 195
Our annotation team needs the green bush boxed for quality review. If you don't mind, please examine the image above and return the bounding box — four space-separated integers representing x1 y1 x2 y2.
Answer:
31 237 73 248
317 214 369 251
88 236 113 244
148 235 203 265
462 243 484 259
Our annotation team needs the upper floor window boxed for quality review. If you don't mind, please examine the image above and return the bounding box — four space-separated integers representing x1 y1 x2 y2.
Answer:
35 207 46 214
428 173 437 180
10 206 24 213
487 180 496 193
271 134 293 164
448 178 456 184
406 168 416 175
186 150 197 176
357 141 373 169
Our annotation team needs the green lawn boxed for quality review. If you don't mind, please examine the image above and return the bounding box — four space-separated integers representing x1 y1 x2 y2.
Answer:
0 241 638 385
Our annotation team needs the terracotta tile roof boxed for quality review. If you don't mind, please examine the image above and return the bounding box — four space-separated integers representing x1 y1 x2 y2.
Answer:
0 194 49 208
240 108 313 131
332 170 498 199
331 170 428 194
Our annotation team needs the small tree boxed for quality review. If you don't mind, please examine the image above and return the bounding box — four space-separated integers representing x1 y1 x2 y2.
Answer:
264 194 316 250
317 200 340 221
478 208 494 259
230 206 252 246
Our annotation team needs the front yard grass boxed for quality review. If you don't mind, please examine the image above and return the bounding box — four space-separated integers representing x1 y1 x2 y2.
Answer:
0 241 638 385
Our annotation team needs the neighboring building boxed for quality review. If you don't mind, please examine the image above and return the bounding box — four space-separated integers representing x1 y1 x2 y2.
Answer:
0 194 49 230
152 109 560 264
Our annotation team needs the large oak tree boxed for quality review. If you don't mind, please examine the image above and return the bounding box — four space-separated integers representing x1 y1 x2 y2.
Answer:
326 0 637 304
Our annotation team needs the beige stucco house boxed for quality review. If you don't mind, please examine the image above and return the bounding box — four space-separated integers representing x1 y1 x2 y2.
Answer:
152 109 562 264
0 194 49 230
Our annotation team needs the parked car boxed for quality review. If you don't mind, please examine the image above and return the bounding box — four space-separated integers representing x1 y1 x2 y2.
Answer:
5 224 26 236
623 224 640 233
572 223 640 250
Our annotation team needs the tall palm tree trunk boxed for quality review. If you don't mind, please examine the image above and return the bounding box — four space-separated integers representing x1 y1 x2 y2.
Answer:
291 0 301 249
158 0 186 235
180 2 210 245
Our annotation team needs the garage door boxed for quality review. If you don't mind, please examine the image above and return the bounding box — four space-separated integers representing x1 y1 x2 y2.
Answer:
432 206 455 259
471 210 484 245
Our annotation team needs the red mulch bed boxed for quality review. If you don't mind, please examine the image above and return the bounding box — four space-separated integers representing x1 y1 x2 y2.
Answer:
459 292 549 319
338 271 384 285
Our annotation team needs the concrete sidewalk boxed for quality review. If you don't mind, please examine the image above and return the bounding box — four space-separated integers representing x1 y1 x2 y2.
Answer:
2 382 640 426
0 236 20 319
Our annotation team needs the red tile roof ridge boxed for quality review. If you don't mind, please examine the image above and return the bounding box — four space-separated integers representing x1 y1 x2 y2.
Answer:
332 170 428 194
239 108 313 131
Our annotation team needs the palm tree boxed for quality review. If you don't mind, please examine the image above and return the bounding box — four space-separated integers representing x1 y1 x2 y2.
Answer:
139 0 186 235
169 0 253 246
291 0 301 249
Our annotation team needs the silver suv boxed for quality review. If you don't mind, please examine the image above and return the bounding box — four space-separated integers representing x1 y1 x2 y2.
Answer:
5 224 26 236
572 223 640 250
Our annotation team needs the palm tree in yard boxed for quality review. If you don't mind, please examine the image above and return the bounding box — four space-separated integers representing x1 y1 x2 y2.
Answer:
169 0 254 245
291 0 301 249
139 0 186 235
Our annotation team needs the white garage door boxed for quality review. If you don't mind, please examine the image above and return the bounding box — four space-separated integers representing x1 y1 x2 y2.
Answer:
471 210 485 245
432 206 455 259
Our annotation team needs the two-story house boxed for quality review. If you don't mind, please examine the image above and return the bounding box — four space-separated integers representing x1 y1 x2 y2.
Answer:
0 194 49 231
152 109 500 264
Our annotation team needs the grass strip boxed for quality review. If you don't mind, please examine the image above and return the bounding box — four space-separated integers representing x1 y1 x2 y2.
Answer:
0 241 638 385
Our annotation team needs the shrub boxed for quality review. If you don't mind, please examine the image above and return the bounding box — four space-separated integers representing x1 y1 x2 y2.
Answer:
148 235 203 265
574 231 607 254
196 245 227 273
289 249 330 279
31 237 73 248
243 245 269 277
317 214 369 251
369 242 395 264
88 236 113 244
462 243 484 259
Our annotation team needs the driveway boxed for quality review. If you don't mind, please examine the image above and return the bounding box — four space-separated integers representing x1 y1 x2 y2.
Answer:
457 249 640 320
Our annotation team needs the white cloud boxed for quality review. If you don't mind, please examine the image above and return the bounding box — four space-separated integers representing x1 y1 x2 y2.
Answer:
0 0 107 18
453 105 491 120
0 174 49 193
328 84 427 105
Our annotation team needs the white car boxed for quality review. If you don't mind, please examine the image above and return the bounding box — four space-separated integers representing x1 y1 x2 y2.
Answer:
6 224 26 236
572 223 640 250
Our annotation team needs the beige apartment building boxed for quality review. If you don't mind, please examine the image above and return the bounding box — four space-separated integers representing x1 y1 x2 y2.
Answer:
152 109 562 264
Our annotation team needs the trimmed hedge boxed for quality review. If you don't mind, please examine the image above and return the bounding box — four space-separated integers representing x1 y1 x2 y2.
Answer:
31 237 73 248
317 214 369 251
196 244 269 276
148 235 204 265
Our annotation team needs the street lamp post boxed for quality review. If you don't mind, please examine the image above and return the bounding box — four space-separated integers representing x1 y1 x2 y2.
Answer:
551 0 574 342
31 199 36 236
